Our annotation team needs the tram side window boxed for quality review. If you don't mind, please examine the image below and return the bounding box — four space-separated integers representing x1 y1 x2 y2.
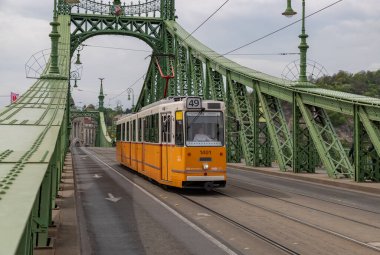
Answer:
161 114 172 143
126 122 130 141
143 117 149 142
116 124 122 141
121 123 125 141
143 114 159 143
167 115 171 143
138 118 142 142
175 111 184 146
132 120 136 142
152 114 159 143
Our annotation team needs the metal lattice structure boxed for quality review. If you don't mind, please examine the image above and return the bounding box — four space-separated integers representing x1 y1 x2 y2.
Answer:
26 0 380 181
0 0 380 253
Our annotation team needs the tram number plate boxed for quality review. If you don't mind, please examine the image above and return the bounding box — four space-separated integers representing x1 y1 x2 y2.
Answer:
186 97 202 109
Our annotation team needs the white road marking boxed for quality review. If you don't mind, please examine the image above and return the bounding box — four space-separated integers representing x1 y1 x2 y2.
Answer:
84 148 238 255
105 193 122 203
93 174 102 179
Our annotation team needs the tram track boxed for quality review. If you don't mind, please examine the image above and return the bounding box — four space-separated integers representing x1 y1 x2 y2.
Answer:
229 170 380 214
179 193 300 255
227 178 380 229
81 148 380 254
210 189 380 253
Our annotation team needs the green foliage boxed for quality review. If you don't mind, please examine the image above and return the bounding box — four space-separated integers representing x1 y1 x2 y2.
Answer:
316 69 380 98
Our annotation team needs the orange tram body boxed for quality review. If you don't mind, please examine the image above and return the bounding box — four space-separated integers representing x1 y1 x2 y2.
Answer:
116 96 226 190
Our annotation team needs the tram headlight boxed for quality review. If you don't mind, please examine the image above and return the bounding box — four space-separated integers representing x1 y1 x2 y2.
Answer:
203 163 209 170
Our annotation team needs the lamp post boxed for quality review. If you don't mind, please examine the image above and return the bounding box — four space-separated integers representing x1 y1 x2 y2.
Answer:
70 70 80 88
75 44 84 65
282 0 309 83
127 88 135 111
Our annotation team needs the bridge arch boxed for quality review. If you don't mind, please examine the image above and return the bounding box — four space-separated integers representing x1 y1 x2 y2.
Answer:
70 15 163 55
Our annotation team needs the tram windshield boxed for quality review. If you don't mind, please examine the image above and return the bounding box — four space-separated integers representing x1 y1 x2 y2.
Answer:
186 111 224 146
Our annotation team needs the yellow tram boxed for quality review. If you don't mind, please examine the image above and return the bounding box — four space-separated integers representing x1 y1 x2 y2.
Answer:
116 96 226 189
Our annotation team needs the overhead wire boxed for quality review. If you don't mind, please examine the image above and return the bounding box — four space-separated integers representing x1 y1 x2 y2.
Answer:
182 0 230 42
221 0 344 57
108 73 146 101
227 53 300 56
82 44 151 53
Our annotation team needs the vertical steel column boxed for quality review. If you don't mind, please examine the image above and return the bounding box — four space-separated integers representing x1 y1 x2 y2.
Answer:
296 98 353 178
204 61 212 100
357 106 380 181
256 86 292 171
354 104 361 181
208 70 225 101
292 93 317 173
256 96 272 167
176 44 188 96
226 79 242 163
227 74 258 166
188 56 204 97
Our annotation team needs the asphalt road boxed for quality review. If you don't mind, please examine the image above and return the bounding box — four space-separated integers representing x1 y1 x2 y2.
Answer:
72 147 380 255
73 147 237 255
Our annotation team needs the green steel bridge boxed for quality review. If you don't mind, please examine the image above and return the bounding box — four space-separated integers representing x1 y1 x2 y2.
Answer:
0 0 379 254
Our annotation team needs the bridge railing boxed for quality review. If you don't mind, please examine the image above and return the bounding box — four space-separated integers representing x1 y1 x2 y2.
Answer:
0 15 71 254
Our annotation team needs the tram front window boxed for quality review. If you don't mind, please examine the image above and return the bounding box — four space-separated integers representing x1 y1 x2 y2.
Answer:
186 112 224 147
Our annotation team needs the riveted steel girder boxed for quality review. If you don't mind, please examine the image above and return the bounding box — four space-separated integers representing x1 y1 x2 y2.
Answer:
354 106 380 181
226 78 242 163
207 68 225 102
292 93 318 173
176 44 189 96
188 54 204 97
256 85 293 171
296 95 353 178
226 74 258 166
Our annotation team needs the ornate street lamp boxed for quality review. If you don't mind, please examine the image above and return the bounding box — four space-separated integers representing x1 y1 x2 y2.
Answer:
282 0 297 17
70 70 81 88
282 0 309 83
127 88 135 110
75 44 84 65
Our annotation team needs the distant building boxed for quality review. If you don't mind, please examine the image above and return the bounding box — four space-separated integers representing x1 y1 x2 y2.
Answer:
70 117 97 147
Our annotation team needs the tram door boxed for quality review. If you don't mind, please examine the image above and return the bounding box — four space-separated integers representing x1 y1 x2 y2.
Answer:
161 113 171 181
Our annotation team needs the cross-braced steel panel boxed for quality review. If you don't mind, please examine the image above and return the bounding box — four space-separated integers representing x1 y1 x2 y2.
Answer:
256 86 293 171
355 106 380 181
297 98 353 178
293 93 318 173
227 75 258 166
189 55 204 97
176 45 188 96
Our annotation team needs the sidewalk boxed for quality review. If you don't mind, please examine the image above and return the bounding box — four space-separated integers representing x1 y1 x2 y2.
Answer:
228 163 380 195
35 152 80 255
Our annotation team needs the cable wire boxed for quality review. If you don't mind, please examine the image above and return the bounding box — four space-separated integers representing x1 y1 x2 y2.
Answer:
183 0 230 42
228 52 300 56
82 44 151 53
108 73 146 101
221 0 344 57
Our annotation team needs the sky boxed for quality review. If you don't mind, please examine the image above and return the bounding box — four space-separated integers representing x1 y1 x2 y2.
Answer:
0 0 379 109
